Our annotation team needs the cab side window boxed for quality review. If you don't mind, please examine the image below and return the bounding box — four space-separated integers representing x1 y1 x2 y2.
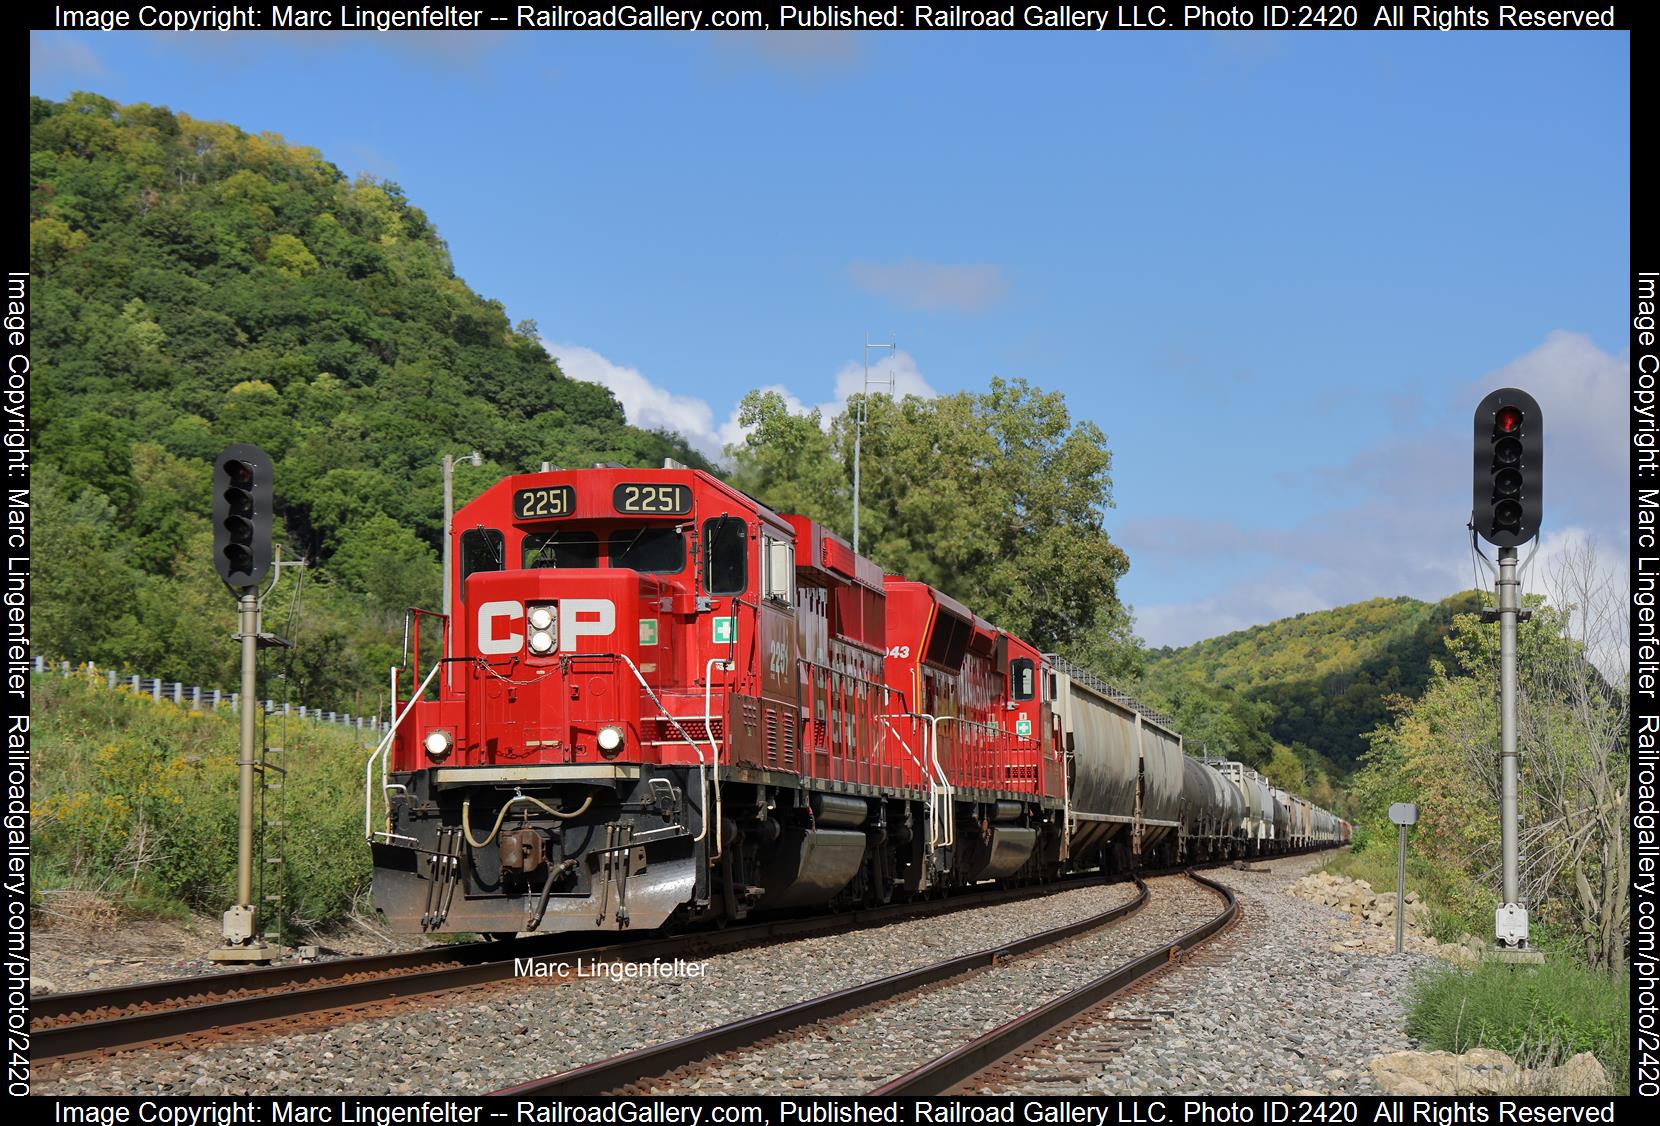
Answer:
703 516 747 595
762 534 795 604
460 528 504 589
1010 657 1035 702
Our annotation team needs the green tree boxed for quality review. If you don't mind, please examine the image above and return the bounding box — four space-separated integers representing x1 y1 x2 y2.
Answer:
327 514 440 619
729 377 1131 660
1352 550 1628 968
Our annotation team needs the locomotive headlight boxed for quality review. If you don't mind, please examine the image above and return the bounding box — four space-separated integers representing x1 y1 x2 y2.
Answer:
597 725 624 757
527 629 555 654
528 604 555 631
423 729 453 761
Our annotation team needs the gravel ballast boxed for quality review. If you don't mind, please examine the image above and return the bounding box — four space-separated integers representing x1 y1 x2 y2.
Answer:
38 854 1436 1097
38 879 1141 1095
988 855 1437 1097
641 873 1221 1094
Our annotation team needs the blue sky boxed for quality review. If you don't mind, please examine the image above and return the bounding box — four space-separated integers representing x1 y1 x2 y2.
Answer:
31 29 1631 649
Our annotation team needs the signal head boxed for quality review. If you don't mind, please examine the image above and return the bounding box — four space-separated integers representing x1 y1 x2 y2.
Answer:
1471 389 1542 548
213 444 274 590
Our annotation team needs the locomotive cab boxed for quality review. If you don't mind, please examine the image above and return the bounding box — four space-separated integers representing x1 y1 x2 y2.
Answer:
370 466 782 935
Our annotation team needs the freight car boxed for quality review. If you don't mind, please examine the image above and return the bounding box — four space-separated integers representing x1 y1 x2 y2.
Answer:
365 463 1345 935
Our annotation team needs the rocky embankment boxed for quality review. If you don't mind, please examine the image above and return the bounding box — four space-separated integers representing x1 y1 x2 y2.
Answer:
1289 870 1488 963
1367 1048 1611 1096
1291 870 1615 1096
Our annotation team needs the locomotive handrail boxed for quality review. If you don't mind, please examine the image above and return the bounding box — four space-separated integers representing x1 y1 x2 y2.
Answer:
364 658 443 845
607 651 716 855
704 656 733 861
795 657 905 713
932 714 1007 739
921 715 957 848
877 713 930 789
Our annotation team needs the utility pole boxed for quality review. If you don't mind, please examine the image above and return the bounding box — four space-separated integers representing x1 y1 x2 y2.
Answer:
851 334 896 556
440 450 482 682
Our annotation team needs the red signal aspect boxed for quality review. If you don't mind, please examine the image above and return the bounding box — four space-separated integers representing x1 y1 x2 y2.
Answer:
1495 406 1522 434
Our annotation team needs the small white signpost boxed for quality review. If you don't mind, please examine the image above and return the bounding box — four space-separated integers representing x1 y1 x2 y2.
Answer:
1388 802 1418 955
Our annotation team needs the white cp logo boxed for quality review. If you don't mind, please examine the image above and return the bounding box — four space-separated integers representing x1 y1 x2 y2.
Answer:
476 599 616 655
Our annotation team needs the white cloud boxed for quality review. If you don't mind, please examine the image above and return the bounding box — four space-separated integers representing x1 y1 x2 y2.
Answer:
1470 329 1628 523
827 350 938 407
1136 581 1334 652
849 260 1009 313
547 344 936 464
548 343 727 460
1128 331 1629 651
1525 527 1629 682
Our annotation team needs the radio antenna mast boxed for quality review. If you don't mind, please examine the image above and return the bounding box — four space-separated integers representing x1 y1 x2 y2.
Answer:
852 332 896 556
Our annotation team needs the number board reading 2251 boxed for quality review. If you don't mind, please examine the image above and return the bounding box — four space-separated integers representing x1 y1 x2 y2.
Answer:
513 485 575 520
614 483 692 515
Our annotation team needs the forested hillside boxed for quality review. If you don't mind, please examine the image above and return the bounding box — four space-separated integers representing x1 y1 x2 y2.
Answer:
29 92 710 708
1144 591 1483 772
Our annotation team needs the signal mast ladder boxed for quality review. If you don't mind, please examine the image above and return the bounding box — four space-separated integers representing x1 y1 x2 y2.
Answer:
256 739 288 946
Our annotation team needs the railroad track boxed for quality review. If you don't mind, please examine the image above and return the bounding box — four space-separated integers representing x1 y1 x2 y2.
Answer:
872 870 1239 1095
492 870 1234 1096
31 871 1116 1062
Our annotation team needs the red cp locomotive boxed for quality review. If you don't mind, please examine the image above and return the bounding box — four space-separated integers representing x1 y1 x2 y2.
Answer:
367 463 1343 935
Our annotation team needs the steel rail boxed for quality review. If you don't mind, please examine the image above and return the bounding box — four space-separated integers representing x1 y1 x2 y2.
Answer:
868 869 1239 1095
491 880 1151 1097
33 933 585 1024
32 871 1112 1061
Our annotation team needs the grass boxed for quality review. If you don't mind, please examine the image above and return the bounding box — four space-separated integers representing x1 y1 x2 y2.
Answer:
31 672 373 931
1407 958 1629 1093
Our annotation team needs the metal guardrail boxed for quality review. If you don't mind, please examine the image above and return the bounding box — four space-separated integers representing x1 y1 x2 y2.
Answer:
29 657 383 745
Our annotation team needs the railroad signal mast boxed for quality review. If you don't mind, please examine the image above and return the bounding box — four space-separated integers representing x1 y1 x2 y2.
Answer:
1470 388 1542 954
211 444 279 962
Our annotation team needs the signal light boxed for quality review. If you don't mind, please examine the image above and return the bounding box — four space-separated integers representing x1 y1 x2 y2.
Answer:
1471 389 1542 548
213 444 274 589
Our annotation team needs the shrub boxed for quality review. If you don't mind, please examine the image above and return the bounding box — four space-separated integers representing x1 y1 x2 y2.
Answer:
31 673 372 931
1407 959 1628 1092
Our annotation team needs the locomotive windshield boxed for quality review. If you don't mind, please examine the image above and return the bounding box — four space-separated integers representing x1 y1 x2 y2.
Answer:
515 525 686 574
523 530 600 569
607 526 685 573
